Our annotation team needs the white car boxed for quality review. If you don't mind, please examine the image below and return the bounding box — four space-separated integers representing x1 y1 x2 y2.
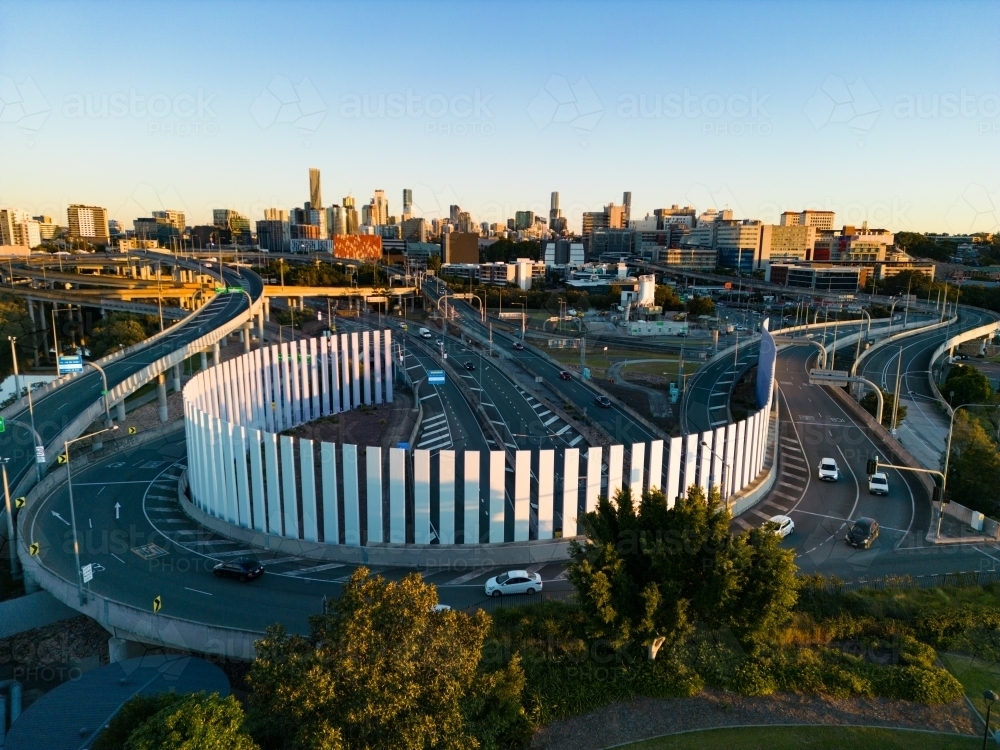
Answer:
768 515 794 539
818 458 840 482
868 472 889 496
484 570 542 597
432 603 452 612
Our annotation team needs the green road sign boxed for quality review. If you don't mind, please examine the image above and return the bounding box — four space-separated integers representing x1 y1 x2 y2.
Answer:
0 417 5 433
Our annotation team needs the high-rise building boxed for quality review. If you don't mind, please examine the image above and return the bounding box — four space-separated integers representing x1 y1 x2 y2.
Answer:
622 192 632 225
401 217 426 242
33 215 60 240
327 205 346 236
0 208 40 248
402 188 413 219
309 168 322 210
714 219 762 272
757 224 818 267
449 205 462 223
152 210 185 230
257 213 291 253
652 205 697 229
67 204 110 242
264 208 289 222
442 232 479 264
549 191 561 227
515 211 534 231
780 210 835 230
342 196 359 234
213 209 250 233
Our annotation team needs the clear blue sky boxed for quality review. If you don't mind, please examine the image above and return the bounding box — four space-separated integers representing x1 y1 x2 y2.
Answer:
2 0 998 234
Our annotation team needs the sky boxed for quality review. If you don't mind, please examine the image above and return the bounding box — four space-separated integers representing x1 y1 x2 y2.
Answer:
1 0 999 235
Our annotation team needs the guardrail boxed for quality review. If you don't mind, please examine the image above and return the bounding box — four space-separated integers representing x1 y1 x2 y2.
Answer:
927 317 1000 413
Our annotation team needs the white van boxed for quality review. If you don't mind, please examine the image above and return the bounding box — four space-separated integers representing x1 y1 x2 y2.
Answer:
419 328 432 339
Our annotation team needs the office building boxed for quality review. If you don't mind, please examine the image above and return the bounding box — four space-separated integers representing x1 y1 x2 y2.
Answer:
757 224 817 268
257 213 291 253
401 217 427 242
653 205 697 228
514 210 534 231
715 220 761 272
333 234 381 261
291 224 321 240
402 188 413 219
549 191 561 228
309 168 322 210
589 228 635 260
32 215 60 240
67 204 110 243
152 210 185 231
327 205 346 236
622 191 632 225
542 239 585 266
449 205 462 223
768 263 867 292
343 196 359 234
442 232 479 264
582 202 626 237
780 210 835 230
213 209 250 233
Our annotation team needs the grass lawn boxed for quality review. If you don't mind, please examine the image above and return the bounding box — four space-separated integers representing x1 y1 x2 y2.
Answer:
941 651 1000 720
616 725 980 749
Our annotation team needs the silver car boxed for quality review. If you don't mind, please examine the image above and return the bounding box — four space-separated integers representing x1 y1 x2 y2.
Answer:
484 570 542 597
818 458 840 482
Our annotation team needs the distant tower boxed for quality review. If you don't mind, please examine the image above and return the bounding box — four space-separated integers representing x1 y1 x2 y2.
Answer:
309 168 322 210
403 188 413 218
622 191 632 224
549 191 561 226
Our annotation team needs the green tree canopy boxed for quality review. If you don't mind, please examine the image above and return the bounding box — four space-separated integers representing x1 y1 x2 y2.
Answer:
88 313 158 357
92 692 185 750
121 693 257 750
944 363 993 407
860 388 907 429
654 285 684 311
946 411 1000 516
685 296 716 317
568 485 798 655
247 567 525 750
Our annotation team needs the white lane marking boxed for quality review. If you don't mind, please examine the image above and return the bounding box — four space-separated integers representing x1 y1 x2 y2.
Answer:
568 435 583 447
111 553 125 564
543 416 559 427
285 562 344 576
556 425 571 436
184 587 213 596
444 568 494 585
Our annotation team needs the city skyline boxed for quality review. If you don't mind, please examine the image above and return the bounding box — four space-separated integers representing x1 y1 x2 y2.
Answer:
1 0 998 234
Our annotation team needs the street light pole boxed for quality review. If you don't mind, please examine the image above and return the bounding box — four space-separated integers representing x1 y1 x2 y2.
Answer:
2 460 15 579
701 440 732 508
65 425 118 604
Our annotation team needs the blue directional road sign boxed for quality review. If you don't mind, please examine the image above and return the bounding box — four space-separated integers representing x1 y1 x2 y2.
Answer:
428 370 445 385
58 355 84 373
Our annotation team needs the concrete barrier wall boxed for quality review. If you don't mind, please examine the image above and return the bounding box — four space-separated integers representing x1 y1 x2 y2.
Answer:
185 334 775 556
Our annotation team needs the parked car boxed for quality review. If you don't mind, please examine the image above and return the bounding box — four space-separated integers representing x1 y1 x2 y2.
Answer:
768 515 795 539
594 395 612 408
213 557 265 582
846 517 880 549
512 342 524 351
868 472 889 496
558 370 572 381
464 361 476 371
484 570 543 597
818 457 840 482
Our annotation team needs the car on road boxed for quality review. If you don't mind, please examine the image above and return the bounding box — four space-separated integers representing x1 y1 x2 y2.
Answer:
558 370 571 380
818 458 840 481
213 557 265 582
432 603 452 612
594 395 612 408
868 472 889 496
419 327 432 338
767 515 794 539
484 570 543 597
512 342 524 350
399 322 408 331
846 517 880 549
464 361 475 371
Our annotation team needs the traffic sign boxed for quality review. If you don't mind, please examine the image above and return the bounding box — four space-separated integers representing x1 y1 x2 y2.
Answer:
397 442 410 451
29 542 39 556
152 595 162 613
82 564 93 583
57 454 67 465
58 355 84 373
808 369 850 388
0 417 5 433
428 370 445 385
14 496 25 509
128 426 138 435
35 446 45 464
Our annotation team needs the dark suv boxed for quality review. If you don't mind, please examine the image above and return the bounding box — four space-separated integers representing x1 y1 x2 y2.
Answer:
846 518 879 549
594 395 612 408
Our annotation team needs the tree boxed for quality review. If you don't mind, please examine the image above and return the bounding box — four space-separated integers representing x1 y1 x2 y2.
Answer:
946 412 1000 516
122 693 258 750
88 313 156 357
860 388 907 429
93 692 185 750
427 254 442 272
568 485 798 655
654 285 684 311
247 568 521 750
685 296 715 317
944 364 993 407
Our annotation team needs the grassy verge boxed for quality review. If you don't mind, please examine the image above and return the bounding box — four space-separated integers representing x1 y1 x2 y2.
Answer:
940 651 1000 719
618 725 979 749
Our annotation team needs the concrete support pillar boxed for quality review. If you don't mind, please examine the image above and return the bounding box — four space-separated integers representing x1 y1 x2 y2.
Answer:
220 332 228 347
157 373 168 422
39 301 48 330
172 364 181 392
27 299 36 329
264 298 271 322
22 568 39 594
212 342 221 365
258 310 265 345
200 351 208 371
108 637 146 663
243 322 252 353
116 400 127 422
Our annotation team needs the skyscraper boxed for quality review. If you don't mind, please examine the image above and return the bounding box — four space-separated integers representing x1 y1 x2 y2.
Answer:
309 168 322 209
549 192 563 234
622 192 632 225
372 189 388 225
343 196 359 234
213 209 250 232
67 204 110 242
402 188 413 219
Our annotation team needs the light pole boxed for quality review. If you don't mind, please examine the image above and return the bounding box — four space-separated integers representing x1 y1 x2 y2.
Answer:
65 425 118 603
156 260 164 332
984 690 998 750
8 336 42 481
85 361 112 427
701 440 733 507
2 459 15 578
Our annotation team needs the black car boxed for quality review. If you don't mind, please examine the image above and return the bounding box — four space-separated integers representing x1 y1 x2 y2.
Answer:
846 517 879 549
594 395 612 408
465 361 475 371
213 557 265 582
513 342 524 351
